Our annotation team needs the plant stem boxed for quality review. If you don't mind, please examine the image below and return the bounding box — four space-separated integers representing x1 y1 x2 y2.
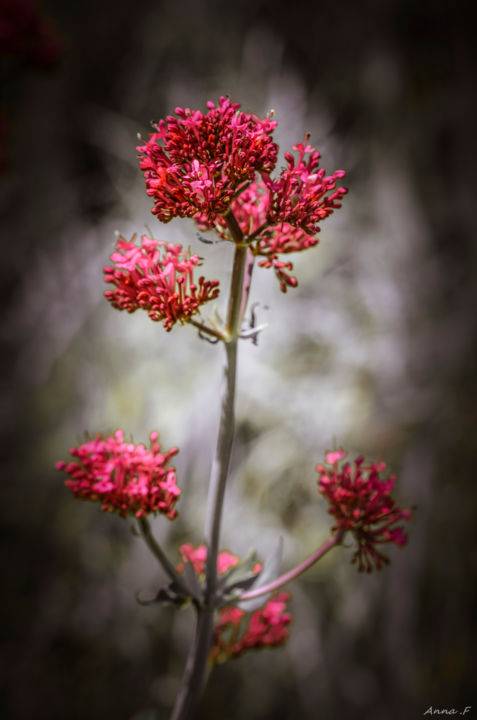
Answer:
239 529 345 602
137 517 190 598
170 213 248 720
190 319 226 342
170 609 215 720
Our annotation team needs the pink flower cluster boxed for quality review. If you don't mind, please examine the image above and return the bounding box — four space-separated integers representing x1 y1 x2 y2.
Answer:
103 233 220 331
137 97 348 291
137 97 278 224
231 180 321 291
56 430 180 519
176 544 292 663
265 141 347 235
211 592 291 664
317 450 411 572
195 138 347 291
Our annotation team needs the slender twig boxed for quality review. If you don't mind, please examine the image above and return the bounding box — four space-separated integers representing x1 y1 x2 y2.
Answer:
190 319 226 342
247 221 268 242
239 529 346 602
137 517 190 598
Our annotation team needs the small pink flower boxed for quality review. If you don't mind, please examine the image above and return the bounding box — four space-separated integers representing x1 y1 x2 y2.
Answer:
103 233 219 331
176 543 240 576
137 97 278 224
317 451 411 572
176 544 292 662
56 430 180 519
325 448 347 465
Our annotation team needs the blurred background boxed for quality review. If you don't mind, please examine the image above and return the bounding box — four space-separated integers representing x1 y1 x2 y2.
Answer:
1 0 476 718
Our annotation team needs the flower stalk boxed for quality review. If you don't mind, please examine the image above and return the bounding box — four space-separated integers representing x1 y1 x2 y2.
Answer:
137 517 191 599
240 529 345 602
171 212 248 720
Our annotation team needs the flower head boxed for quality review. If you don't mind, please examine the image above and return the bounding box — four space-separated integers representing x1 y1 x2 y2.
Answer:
176 544 292 663
317 450 411 572
56 430 180 519
137 97 278 224
210 591 291 664
265 140 347 236
196 140 346 292
103 233 219 331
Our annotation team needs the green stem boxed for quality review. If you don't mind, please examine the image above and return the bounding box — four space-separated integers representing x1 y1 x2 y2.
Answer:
225 244 248 340
190 319 226 342
203 340 237 601
169 608 215 720
169 214 248 720
239 530 345 602
137 517 190 598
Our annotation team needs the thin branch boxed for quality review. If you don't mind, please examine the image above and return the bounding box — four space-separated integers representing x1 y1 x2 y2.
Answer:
239 529 346 602
190 319 226 342
246 221 268 242
137 517 190 598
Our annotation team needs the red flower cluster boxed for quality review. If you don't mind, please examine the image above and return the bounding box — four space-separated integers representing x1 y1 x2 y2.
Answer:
317 450 411 572
103 233 220 331
201 180 319 292
56 430 180 519
265 141 347 236
137 96 278 224
211 592 291 664
196 139 347 291
176 544 292 663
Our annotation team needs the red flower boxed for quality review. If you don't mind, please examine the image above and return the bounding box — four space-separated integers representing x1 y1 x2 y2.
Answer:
197 158 345 292
137 97 278 224
103 233 220 331
176 544 292 663
219 180 318 292
317 450 411 572
264 141 347 236
56 430 180 519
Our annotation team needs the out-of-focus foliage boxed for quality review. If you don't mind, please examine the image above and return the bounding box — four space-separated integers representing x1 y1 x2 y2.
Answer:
1 0 476 718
